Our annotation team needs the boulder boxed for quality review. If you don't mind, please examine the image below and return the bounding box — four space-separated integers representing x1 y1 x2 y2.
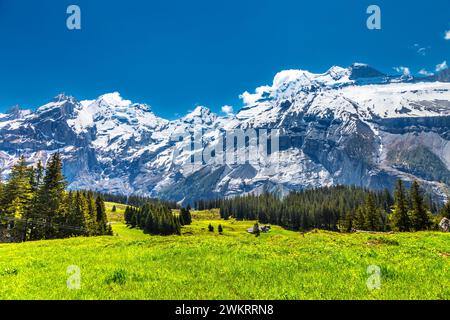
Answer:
439 218 450 232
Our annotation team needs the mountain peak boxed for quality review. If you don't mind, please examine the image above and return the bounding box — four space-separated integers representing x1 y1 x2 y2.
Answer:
53 93 77 103
182 106 216 124
192 105 212 115
325 66 351 80
349 63 385 79
36 94 78 113
6 105 32 120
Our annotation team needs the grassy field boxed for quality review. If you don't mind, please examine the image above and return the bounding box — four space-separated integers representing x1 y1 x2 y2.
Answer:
104 202 127 222
0 206 448 300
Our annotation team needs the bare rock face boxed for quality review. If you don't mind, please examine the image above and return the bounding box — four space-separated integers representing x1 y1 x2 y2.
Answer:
1 65 450 204
439 218 450 232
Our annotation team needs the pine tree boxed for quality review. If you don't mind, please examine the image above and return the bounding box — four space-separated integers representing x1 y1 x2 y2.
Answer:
34 153 67 239
68 192 89 236
112 205 117 212
353 207 366 230
218 224 223 234
130 209 138 228
35 160 44 189
391 179 411 232
409 181 431 231
1 156 34 216
86 191 96 235
0 155 115 241
382 188 394 212
0 177 4 212
440 201 450 219
364 193 385 231
0 156 34 241
95 196 110 235
179 207 192 226
342 211 354 232
124 206 133 226
208 223 214 232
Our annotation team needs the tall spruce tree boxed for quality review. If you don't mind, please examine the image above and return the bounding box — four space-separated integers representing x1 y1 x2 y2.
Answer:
353 207 366 230
124 206 133 226
35 153 67 239
179 207 192 226
86 191 97 235
95 196 111 235
364 193 385 231
409 181 431 231
342 211 354 232
69 192 90 236
391 179 411 232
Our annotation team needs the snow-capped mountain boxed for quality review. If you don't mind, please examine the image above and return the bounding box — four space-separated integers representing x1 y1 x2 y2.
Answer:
1 63 450 203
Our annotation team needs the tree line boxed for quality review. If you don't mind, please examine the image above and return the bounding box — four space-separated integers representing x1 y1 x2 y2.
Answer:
197 182 448 232
124 204 192 235
94 192 179 209
0 154 112 242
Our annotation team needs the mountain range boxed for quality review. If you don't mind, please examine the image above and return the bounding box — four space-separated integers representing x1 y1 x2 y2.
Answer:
1 63 450 204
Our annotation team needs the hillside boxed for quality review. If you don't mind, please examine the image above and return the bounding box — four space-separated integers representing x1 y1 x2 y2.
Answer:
0 207 448 300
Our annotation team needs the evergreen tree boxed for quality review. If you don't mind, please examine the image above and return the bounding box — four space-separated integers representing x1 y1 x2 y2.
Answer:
218 224 223 234
381 188 394 212
364 193 385 231
179 207 192 226
130 209 138 228
124 206 133 226
440 201 450 219
95 196 110 235
0 155 113 241
69 192 90 236
208 223 214 232
0 156 34 241
35 153 67 239
0 177 4 211
34 160 44 190
86 191 96 235
391 180 411 232
341 211 354 232
353 207 366 230
1 156 34 216
409 181 431 231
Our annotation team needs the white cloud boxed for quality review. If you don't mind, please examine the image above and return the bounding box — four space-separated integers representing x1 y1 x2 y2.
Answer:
445 30 450 40
436 60 448 72
418 69 433 76
393 66 411 76
417 47 427 56
412 44 427 56
221 105 234 115
240 85 271 106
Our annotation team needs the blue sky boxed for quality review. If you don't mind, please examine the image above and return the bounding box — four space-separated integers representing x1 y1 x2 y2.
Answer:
0 0 449 118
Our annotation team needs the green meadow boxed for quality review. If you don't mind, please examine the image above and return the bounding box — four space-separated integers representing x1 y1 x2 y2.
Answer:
0 208 449 300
